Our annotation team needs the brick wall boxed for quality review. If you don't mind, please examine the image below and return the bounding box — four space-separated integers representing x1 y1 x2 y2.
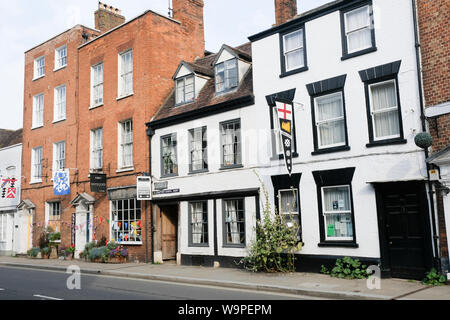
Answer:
274 0 297 26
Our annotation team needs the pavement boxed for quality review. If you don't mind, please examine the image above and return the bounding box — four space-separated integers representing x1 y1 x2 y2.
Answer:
0 256 449 300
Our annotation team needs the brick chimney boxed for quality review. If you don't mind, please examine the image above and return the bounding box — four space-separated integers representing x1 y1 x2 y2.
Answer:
94 2 126 33
172 0 205 59
274 0 298 26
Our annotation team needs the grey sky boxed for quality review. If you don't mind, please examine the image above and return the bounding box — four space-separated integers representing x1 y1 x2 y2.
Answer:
0 0 331 130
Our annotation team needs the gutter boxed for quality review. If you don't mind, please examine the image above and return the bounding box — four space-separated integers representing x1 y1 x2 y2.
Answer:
411 0 440 264
146 126 155 264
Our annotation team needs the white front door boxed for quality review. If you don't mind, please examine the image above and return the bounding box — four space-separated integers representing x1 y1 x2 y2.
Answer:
13 210 32 255
74 203 92 258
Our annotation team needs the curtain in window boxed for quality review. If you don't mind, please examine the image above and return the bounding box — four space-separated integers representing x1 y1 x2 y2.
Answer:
190 128 204 171
371 82 400 138
323 187 353 238
280 190 298 214
222 126 234 166
162 135 177 174
225 200 241 244
316 93 345 147
191 202 205 244
346 6 371 52
284 30 304 70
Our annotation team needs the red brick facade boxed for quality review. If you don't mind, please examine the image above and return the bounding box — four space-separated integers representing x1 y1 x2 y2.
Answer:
274 0 298 26
21 1 205 262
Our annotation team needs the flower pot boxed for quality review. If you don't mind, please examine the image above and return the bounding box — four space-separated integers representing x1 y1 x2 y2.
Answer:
65 255 73 261
109 256 127 264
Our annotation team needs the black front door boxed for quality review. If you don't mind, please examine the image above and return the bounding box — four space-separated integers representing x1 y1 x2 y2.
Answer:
376 181 433 279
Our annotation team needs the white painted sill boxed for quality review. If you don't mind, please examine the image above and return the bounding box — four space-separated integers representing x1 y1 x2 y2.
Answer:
89 103 104 110
53 65 67 72
32 75 45 81
52 118 66 124
116 167 134 173
116 93 134 101
31 125 44 130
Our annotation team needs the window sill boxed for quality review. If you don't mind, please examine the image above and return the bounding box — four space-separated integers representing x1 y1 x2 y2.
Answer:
161 173 179 179
219 164 244 171
89 103 104 110
280 66 309 78
116 93 134 101
118 242 143 246
52 118 66 124
366 138 407 148
116 167 134 173
271 152 299 161
188 169 209 175
188 243 210 248
341 47 377 61
311 145 350 156
318 241 359 248
222 243 246 249
31 125 44 130
88 170 104 176
32 75 45 81
29 180 42 185
53 65 67 72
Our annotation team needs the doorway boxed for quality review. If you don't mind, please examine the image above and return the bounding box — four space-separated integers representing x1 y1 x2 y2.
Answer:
160 204 178 261
375 181 433 279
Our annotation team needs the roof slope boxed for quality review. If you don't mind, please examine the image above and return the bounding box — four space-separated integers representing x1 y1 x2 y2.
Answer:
0 129 22 149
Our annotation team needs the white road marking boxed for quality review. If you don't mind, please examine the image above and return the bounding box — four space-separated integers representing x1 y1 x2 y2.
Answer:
33 294 63 300
0 288 4 291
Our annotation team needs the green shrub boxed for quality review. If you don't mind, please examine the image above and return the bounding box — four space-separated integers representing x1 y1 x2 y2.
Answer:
320 257 371 279
27 247 40 257
107 241 120 250
422 268 447 286
88 246 109 263
41 247 51 256
239 172 302 273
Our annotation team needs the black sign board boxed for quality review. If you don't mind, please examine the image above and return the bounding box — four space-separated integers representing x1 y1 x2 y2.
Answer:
153 188 180 195
90 173 107 193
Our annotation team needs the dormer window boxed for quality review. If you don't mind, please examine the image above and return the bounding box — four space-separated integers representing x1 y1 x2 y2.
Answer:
215 58 238 94
176 75 195 105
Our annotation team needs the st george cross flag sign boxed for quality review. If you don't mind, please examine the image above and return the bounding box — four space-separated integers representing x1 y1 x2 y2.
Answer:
276 100 293 175
53 169 70 195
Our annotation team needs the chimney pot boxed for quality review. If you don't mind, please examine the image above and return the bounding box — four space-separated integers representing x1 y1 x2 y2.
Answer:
95 2 126 33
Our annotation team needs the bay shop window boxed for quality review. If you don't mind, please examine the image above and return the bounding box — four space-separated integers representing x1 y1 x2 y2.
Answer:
110 198 142 244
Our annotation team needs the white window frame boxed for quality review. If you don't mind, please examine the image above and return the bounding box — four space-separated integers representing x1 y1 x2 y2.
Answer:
34 56 45 80
278 188 299 215
53 84 66 122
175 75 195 105
32 93 44 129
0 214 7 242
90 128 103 171
54 45 67 70
344 5 372 54
53 141 66 173
31 147 43 183
110 198 142 245
215 58 238 94
282 29 304 72
321 185 353 241
189 126 207 172
91 62 104 108
368 79 401 141
118 49 133 98
118 120 133 170
314 91 346 149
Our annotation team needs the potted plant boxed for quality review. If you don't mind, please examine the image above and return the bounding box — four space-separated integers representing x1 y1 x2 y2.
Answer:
108 246 128 263
41 247 51 259
65 245 75 260
27 247 41 259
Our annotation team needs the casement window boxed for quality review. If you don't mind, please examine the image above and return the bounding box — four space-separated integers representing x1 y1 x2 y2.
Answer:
312 167 357 247
215 59 238 94
188 201 208 246
341 4 376 59
161 134 178 177
111 198 142 243
53 141 66 172
118 49 133 97
314 92 346 149
280 28 307 76
34 56 45 79
176 75 195 105
279 188 301 241
223 198 245 247
321 186 353 241
55 45 67 70
54 85 66 122
91 63 103 107
220 119 241 168
0 214 7 242
118 120 133 169
189 127 207 173
31 147 43 183
90 128 103 170
32 94 44 128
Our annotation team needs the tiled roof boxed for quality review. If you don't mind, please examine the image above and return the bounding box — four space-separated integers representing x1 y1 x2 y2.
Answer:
151 43 253 124
0 129 22 149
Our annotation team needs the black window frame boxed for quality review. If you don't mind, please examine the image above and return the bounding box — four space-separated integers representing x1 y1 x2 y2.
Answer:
307 75 350 155
359 60 407 147
219 118 243 170
214 58 239 95
312 167 358 248
188 201 209 247
160 133 178 178
188 126 208 174
279 24 308 78
222 198 246 248
175 74 195 107
340 1 377 61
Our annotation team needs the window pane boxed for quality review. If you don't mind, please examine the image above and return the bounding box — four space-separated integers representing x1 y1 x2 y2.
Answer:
318 119 345 147
373 110 400 138
347 28 372 53
316 93 343 121
323 186 350 212
346 6 369 32
280 190 298 214
371 82 397 111
284 30 302 52
285 49 304 70
224 199 245 245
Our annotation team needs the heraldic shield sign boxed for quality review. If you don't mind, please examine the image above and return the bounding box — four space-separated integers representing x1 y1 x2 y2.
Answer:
275 99 294 175
53 169 70 196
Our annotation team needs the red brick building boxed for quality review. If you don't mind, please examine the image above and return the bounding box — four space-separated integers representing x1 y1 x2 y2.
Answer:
416 0 450 277
21 0 205 262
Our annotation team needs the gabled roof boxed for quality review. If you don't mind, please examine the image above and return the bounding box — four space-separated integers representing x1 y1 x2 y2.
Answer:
0 129 22 149
18 199 36 210
212 44 252 66
173 61 214 79
71 192 96 206
148 42 253 129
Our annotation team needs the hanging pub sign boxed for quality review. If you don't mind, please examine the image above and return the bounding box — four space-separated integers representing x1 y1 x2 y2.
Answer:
275 99 294 175
90 173 107 193
53 169 70 195
137 176 152 200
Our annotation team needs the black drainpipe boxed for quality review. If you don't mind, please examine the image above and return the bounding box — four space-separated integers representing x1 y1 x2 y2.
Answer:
412 0 439 266
146 125 155 264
